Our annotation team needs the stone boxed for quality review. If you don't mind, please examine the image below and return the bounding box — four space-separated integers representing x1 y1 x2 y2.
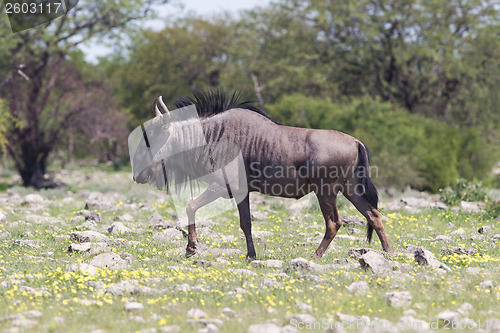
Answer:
441 247 477 256
341 215 366 227
108 222 131 234
23 193 45 204
460 201 485 213
0 211 6 222
153 229 183 242
359 251 397 275
14 239 40 248
148 212 164 225
246 323 281 333
261 277 283 288
250 259 284 268
478 280 494 290
187 308 207 319
434 235 452 243
222 308 236 318
347 281 370 295
414 246 452 272
125 302 144 314
436 310 461 328
68 242 110 255
286 313 316 325
116 213 134 223
105 280 140 295
385 291 412 308
71 216 85 224
451 228 466 238
70 231 107 243
159 326 180 333
478 226 493 234
397 316 430 331
85 211 102 223
76 220 98 231
90 252 128 270
251 211 268 220
283 258 326 274
457 303 473 316
198 324 219 333
294 301 312 313
253 230 273 238
65 263 99 276
281 325 301 333
85 192 115 210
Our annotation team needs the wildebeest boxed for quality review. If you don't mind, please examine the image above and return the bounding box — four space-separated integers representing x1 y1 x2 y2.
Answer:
131 89 392 259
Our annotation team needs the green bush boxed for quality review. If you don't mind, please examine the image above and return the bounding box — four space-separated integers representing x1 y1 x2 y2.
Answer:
440 178 488 205
267 95 495 192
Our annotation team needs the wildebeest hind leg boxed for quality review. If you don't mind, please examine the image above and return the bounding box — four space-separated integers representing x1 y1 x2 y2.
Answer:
312 194 341 259
237 194 256 260
344 194 392 253
185 183 226 257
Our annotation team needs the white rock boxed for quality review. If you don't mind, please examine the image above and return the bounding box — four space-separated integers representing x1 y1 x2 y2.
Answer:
397 316 430 331
198 323 219 333
457 302 473 316
478 280 494 290
251 260 284 268
90 252 128 270
108 222 131 234
436 310 461 328
295 301 313 313
222 308 236 318
23 193 45 204
187 308 207 319
286 313 316 324
347 281 370 295
247 323 281 333
283 257 325 274
159 326 180 333
70 231 107 243
359 251 397 275
0 211 6 222
125 302 144 314
385 291 412 308
414 246 452 272
105 280 140 295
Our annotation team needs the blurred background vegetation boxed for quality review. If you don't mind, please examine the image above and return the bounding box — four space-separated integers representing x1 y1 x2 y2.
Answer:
0 0 499 192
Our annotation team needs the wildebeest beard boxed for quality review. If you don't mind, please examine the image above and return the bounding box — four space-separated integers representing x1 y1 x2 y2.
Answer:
131 116 246 202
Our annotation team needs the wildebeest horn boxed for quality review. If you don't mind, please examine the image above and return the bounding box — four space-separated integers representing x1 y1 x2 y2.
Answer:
158 96 171 117
153 97 162 118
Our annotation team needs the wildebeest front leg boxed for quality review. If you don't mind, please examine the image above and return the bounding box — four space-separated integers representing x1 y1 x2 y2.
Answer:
185 183 226 257
312 194 341 259
237 194 256 260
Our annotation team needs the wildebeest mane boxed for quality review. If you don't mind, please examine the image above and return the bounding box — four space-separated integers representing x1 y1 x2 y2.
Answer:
174 88 280 124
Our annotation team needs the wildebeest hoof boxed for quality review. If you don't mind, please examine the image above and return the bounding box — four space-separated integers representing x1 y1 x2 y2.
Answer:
186 242 197 257
246 254 256 261
311 251 323 259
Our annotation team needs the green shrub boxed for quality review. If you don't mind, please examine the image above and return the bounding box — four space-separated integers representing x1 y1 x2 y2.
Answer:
440 178 488 205
267 95 495 192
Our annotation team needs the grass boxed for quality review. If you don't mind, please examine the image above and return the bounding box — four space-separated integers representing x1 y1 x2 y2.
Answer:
0 165 498 332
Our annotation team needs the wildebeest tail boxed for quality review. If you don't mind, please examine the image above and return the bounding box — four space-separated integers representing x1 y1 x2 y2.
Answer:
356 142 378 243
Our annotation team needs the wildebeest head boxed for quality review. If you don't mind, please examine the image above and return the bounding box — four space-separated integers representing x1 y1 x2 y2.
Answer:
129 97 202 189
129 97 172 187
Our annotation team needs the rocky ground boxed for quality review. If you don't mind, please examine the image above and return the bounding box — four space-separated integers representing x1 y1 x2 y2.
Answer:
0 166 499 332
